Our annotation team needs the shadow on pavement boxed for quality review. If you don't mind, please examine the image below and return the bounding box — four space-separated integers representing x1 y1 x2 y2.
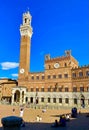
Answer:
21 113 89 130
0 113 89 130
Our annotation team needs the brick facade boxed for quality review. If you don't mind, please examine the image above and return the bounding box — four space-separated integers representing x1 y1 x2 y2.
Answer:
15 11 89 108
0 79 18 103
1 11 89 108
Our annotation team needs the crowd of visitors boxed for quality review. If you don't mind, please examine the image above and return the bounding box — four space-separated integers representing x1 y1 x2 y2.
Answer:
51 107 78 128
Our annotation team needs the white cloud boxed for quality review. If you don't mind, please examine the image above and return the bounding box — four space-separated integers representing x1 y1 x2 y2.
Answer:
11 74 18 77
0 62 19 70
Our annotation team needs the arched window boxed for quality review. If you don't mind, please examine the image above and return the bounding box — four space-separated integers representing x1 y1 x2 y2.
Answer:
64 63 67 67
59 98 62 103
25 18 27 23
65 98 69 104
74 98 77 104
53 98 56 103
48 97 50 103
41 97 44 102
79 71 83 77
86 71 89 76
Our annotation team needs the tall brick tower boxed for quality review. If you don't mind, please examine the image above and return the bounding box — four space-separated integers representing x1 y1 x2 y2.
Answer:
18 11 33 80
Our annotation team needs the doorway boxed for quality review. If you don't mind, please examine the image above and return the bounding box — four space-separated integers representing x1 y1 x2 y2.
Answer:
30 97 33 103
80 94 85 108
14 90 20 103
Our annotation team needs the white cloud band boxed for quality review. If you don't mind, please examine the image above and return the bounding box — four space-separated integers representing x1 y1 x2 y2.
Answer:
11 74 18 77
0 62 19 70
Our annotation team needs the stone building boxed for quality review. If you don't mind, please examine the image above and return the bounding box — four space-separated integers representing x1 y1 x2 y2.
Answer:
0 78 18 103
11 11 89 108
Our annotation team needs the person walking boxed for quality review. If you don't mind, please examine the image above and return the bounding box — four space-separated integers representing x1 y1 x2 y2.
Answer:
20 108 24 118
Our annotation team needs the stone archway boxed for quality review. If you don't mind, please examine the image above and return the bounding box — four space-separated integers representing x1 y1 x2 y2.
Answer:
12 86 27 105
14 90 20 103
80 94 85 108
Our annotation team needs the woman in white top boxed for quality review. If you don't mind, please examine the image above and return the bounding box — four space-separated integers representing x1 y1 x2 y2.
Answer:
20 108 24 118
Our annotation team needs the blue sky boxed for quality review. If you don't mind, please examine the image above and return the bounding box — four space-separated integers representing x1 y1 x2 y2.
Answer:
0 0 88 79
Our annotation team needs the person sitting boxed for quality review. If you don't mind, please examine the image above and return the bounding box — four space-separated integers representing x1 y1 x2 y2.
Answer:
59 115 66 127
65 114 70 121
42 108 46 113
36 115 40 122
39 116 42 121
36 115 42 122
21 120 25 127
71 107 77 118
51 119 59 127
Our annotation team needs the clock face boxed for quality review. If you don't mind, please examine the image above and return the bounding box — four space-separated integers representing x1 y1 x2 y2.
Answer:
54 63 60 68
20 68 25 74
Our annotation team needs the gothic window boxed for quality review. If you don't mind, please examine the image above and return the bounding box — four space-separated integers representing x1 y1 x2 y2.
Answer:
72 73 76 78
65 98 69 104
80 87 84 92
41 88 44 92
48 97 50 103
58 74 62 78
74 98 77 104
53 88 56 92
25 18 27 23
53 98 56 103
41 97 44 102
30 88 33 92
36 88 39 92
86 71 89 76
64 74 68 78
79 72 83 77
65 87 69 92
42 76 45 79
53 75 56 79
64 63 67 67
48 75 51 79
31 76 34 80
59 98 62 103
36 76 39 80
26 97 28 102
73 87 77 92
58 88 62 92
48 88 51 92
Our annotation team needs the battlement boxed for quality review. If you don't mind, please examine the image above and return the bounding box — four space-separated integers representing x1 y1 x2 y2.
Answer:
72 65 89 70
45 55 71 62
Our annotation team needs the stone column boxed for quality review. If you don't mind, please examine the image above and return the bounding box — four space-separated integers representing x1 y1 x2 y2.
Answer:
20 91 22 105
38 97 41 103
56 98 59 104
85 99 88 108
50 97 53 104
33 97 36 103
28 97 30 103
23 93 26 104
11 92 14 105
62 98 65 107
69 98 73 107
45 97 48 104
77 99 81 108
